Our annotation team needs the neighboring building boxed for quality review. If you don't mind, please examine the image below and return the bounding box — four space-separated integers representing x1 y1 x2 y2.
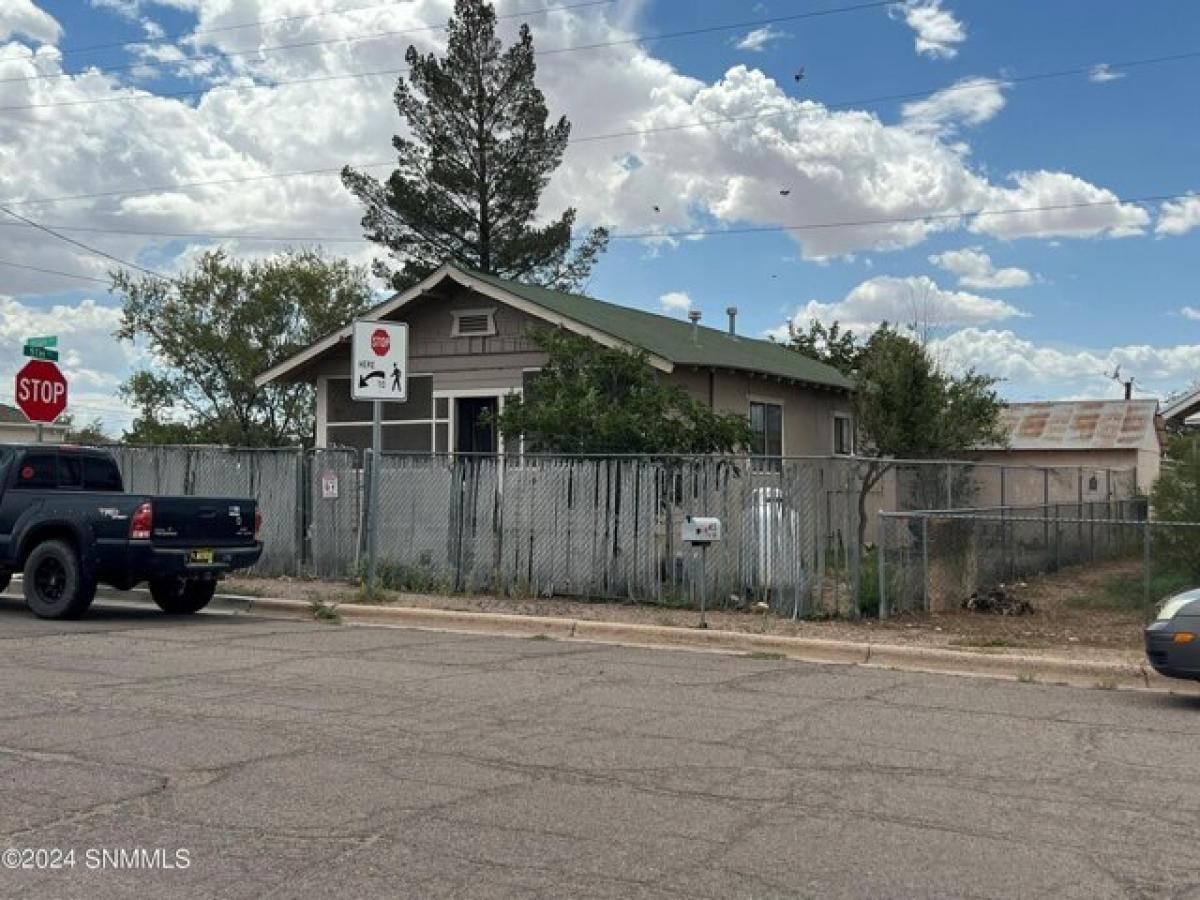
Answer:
257 262 854 461
0 403 66 444
968 399 1163 494
1162 385 1200 429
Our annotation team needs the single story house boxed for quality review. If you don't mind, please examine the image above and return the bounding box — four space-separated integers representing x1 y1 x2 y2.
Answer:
257 262 854 462
0 403 66 444
968 399 1163 495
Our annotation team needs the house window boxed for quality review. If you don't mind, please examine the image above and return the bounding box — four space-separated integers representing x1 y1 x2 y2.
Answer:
750 401 783 471
451 309 496 337
833 414 853 456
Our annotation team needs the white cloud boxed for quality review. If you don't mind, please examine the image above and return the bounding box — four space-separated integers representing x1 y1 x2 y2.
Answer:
889 0 965 60
971 171 1149 241
1088 64 1125 84
554 61 1146 258
734 25 787 52
928 247 1032 289
781 274 1026 336
901 77 1006 135
1180 307 1200 322
1157 194 1200 237
932 327 1200 401
0 0 61 44
658 291 692 314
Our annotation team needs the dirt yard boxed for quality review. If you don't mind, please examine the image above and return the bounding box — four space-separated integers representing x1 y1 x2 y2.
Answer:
225 557 1164 657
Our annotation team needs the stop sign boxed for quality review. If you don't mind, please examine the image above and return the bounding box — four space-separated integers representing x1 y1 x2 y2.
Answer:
370 328 390 356
15 359 68 424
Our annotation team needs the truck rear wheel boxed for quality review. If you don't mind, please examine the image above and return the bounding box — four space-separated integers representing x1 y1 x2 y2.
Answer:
23 540 95 620
150 578 216 615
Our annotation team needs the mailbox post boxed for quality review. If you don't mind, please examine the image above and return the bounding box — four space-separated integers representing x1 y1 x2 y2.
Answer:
681 516 722 629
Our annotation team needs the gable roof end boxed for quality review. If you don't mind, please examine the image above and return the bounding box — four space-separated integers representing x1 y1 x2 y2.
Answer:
255 262 853 391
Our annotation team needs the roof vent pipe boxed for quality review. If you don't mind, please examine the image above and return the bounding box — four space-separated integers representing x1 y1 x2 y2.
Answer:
726 306 738 336
688 309 702 344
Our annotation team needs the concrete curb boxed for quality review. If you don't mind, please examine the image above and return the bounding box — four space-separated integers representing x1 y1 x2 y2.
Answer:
217 594 1179 691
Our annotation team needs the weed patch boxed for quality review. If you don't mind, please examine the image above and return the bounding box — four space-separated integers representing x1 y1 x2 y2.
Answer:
309 600 341 624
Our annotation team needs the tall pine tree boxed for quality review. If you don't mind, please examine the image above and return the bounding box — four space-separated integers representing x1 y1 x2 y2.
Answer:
342 0 608 292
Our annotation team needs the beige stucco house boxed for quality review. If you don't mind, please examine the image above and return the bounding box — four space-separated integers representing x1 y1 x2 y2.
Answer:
257 263 854 461
0 403 66 444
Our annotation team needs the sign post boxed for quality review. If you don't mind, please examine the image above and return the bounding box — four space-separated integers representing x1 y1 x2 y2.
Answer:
681 516 722 629
351 320 409 598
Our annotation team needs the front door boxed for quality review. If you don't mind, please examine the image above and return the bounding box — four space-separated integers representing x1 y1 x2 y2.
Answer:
454 397 498 455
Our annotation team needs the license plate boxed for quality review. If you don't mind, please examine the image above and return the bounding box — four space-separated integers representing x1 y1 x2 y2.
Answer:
189 549 214 564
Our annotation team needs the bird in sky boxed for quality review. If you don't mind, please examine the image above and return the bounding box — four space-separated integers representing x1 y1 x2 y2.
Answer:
779 189 791 196
793 67 805 82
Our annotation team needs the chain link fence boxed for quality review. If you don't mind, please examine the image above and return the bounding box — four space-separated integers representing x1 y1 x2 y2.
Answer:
104 445 304 575
88 444 1141 613
875 502 1200 619
361 454 862 615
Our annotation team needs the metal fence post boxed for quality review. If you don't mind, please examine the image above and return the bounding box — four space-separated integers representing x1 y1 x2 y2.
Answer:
1077 467 1084 549
1042 469 1050 560
847 465 860 618
878 515 889 618
921 515 929 613
1053 503 1060 571
1143 518 1152 614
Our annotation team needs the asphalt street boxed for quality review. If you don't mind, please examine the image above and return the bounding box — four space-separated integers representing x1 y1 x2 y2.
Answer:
0 595 1198 899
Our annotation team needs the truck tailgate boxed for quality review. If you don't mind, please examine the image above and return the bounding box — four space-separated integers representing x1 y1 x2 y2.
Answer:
149 497 258 547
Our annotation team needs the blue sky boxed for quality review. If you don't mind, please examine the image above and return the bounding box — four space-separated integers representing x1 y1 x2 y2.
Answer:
1 0 1199 431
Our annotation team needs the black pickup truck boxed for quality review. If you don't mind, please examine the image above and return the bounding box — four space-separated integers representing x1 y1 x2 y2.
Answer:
0 445 262 619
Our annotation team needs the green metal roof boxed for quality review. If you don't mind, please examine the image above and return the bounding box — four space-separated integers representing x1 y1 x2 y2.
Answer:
459 266 853 392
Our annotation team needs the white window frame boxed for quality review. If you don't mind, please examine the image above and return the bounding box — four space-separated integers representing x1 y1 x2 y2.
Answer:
833 412 854 457
450 308 497 338
435 388 515 457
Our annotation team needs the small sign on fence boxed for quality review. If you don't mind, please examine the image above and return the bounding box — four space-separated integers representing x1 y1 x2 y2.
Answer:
320 470 339 500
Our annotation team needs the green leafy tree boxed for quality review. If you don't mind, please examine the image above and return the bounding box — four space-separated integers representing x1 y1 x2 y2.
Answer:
60 415 111 445
1150 439 1200 575
493 330 753 455
788 321 1006 547
342 0 608 292
113 249 374 446
787 319 865 376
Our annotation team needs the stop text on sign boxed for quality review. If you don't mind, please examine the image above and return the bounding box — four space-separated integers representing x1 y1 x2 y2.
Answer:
18 378 65 405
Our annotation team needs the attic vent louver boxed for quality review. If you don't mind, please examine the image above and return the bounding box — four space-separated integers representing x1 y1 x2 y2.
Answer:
451 309 496 337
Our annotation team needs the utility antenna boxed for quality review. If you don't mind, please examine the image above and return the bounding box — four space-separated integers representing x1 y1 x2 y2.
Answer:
1105 366 1135 400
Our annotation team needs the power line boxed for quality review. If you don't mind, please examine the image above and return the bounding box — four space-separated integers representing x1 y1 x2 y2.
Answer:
0 0 618 85
0 1 896 109
0 206 170 282
3 46 1198 209
3 1 412 61
0 192 1184 248
0 222 366 243
0 258 109 284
